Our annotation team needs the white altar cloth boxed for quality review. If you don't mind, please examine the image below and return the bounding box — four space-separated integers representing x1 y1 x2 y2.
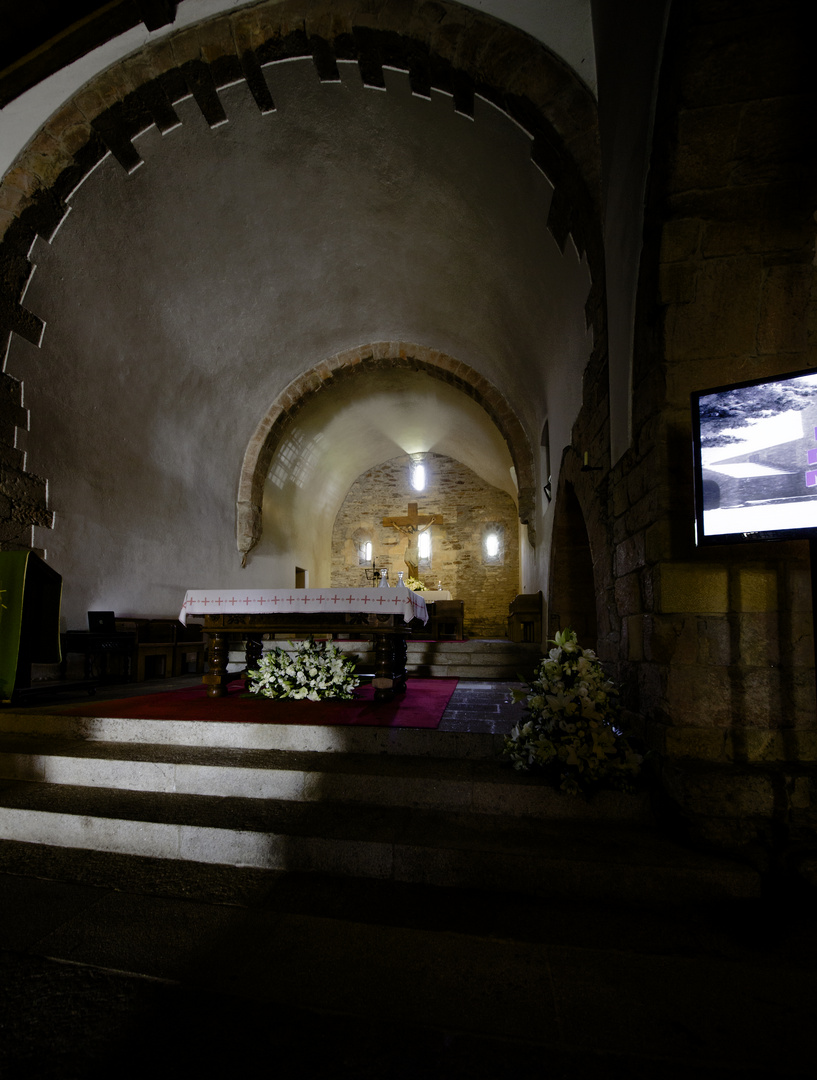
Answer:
419 590 452 602
180 587 428 625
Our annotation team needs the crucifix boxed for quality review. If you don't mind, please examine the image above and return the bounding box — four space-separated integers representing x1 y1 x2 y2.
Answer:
381 502 443 579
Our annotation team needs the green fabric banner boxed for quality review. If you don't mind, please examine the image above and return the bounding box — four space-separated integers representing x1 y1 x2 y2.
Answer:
0 551 30 702
0 551 63 702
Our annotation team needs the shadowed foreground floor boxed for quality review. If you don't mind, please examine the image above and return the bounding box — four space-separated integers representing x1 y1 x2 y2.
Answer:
1 843 815 1080
1 678 815 1077
24 673 527 734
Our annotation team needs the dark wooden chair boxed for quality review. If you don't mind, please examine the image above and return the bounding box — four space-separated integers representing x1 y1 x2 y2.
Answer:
173 620 206 676
115 618 176 681
507 592 543 643
429 600 464 640
61 613 136 684
83 611 136 680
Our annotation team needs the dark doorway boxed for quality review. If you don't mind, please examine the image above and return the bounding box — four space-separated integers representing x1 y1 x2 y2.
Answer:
548 481 597 649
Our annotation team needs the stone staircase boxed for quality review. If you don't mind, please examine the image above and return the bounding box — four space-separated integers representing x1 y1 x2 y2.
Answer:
234 636 544 680
0 707 761 906
405 637 542 679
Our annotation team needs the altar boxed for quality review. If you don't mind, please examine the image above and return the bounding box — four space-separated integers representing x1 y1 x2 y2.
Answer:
179 587 428 702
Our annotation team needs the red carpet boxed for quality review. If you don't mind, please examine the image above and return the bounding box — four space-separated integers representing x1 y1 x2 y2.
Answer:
58 678 458 728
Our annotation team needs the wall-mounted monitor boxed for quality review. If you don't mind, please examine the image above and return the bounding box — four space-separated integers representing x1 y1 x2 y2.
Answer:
691 368 817 545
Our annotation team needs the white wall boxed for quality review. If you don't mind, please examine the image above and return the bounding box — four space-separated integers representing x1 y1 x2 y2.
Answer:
7 57 591 629
0 0 596 181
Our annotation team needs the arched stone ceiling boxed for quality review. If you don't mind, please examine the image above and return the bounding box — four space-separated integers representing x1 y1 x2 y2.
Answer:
238 344 532 565
254 364 518 569
270 371 517 506
0 2 597 615
10 56 591 482
1 3 601 434
0 1 597 174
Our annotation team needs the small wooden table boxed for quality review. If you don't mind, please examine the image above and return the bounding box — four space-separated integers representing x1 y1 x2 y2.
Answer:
179 588 428 703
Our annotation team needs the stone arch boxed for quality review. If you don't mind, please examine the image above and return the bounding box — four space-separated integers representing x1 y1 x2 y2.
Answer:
236 343 537 564
0 0 602 552
0 1 602 353
546 437 616 658
547 472 598 650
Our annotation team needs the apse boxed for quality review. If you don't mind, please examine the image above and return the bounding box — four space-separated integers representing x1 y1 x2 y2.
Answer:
253 367 518 588
5 54 591 627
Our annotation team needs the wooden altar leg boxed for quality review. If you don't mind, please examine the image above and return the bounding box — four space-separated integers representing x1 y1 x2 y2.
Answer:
203 632 229 698
245 634 263 690
393 634 408 695
371 631 408 702
372 632 395 702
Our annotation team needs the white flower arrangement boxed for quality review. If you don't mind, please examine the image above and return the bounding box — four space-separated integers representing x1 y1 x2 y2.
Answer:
246 637 360 701
403 575 426 592
503 628 643 795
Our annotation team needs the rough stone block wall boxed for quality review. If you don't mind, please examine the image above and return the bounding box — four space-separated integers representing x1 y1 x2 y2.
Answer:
331 453 519 638
584 0 817 870
0 371 51 550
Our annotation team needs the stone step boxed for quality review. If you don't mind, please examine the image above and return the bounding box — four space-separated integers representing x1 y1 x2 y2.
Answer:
0 712 501 756
1 840 802 1076
257 638 541 655
410 659 534 675
407 639 542 657
0 732 651 821
0 778 760 905
231 637 543 679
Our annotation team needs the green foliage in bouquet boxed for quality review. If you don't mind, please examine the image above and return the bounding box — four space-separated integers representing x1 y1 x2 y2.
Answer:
503 628 643 795
246 637 360 701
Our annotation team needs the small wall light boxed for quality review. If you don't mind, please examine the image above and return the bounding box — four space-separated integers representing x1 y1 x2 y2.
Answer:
581 451 601 473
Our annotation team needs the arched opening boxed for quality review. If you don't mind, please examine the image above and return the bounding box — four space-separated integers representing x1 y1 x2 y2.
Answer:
541 418 552 507
0 8 597 627
331 451 519 637
547 480 597 649
237 345 536 569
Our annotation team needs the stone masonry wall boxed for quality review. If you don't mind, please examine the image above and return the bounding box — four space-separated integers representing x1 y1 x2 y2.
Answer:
0 371 51 550
0 1 600 572
574 0 817 873
331 453 519 638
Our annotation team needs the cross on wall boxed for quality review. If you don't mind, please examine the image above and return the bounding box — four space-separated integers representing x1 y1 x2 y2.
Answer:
381 502 442 533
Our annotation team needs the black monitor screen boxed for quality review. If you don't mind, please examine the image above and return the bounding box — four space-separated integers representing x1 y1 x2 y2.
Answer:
691 369 817 544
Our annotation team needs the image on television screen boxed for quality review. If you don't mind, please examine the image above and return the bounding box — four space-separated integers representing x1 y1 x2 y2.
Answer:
694 370 817 542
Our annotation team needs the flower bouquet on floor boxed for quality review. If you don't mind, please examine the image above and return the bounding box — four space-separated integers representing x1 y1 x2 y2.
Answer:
503 628 643 795
246 637 360 701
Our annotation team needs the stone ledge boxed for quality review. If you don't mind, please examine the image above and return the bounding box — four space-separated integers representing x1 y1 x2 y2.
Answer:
648 721 817 764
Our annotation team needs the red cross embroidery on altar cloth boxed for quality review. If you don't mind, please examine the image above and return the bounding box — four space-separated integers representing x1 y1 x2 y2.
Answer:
286 595 296 604
331 595 342 604
229 596 237 605
270 596 281 605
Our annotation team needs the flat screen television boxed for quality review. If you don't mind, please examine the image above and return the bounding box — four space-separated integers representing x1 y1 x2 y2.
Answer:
691 368 817 545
